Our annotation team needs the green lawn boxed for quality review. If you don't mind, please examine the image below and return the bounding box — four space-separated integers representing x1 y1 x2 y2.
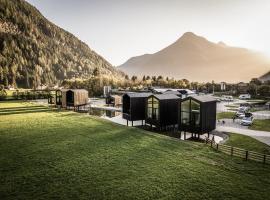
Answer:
250 119 270 132
0 101 270 200
217 112 235 119
225 133 270 154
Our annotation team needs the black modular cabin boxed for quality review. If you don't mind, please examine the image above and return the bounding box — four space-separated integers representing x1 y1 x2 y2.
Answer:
122 93 151 126
145 94 180 129
47 90 62 106
178 96 217 137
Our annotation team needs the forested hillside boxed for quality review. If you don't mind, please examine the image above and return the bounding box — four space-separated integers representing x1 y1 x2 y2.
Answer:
0 0 125 88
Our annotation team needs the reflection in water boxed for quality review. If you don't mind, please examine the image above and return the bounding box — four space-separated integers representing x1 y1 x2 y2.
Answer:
89 107 121 118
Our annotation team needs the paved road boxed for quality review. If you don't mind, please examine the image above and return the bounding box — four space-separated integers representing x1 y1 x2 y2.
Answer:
216 125 270 146
217 119 248 129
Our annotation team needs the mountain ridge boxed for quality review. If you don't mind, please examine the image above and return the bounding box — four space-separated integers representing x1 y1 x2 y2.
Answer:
119 32 270 83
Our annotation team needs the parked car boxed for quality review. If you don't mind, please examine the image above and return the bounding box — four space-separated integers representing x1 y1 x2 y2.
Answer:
240 113 254 126
220 95 234 102
236 110 245 118
235 106 249 118
239 94 251 100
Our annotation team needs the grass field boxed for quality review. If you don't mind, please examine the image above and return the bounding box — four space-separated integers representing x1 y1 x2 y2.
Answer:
217 112 235 119
225 133 270 154
250 119 270 132
0 101 270 200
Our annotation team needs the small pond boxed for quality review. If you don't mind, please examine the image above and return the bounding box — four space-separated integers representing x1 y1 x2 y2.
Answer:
89 107 121 118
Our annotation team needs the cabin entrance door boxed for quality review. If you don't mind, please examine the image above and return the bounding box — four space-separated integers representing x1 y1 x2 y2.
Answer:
66 90 74 105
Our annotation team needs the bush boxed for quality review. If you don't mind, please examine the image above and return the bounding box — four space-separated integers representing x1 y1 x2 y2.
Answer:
0 89 7 100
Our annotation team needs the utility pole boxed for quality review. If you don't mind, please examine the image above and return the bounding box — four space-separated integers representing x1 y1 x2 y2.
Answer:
212 80 215 95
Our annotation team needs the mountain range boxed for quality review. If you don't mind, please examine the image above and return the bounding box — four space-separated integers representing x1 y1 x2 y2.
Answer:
119 32 270 83
259 71 270 83
0 0 124 88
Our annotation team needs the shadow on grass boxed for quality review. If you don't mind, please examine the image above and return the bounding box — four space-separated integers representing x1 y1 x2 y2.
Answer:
0 107 53 116
0 106 46 112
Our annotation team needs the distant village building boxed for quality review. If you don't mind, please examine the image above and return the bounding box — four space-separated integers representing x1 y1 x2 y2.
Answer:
36 84 47 90
103 86 112 97
220 82 226 91
236 82 249 94
151 88 196 98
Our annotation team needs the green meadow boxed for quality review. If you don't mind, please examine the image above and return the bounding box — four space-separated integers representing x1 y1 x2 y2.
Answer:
0 101 269 200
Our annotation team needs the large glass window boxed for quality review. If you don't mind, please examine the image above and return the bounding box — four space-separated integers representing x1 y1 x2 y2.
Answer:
181 100 190 125
147 97 159 120
191 100 200 126
181 99 200 127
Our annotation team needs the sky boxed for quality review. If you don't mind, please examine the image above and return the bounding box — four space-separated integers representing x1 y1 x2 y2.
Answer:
26 0 270 66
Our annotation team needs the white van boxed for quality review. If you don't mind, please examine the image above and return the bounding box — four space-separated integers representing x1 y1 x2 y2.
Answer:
239 94 251 99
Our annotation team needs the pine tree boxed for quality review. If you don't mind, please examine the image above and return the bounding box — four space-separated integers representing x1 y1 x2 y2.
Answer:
0 67 3 82
142 75 146 81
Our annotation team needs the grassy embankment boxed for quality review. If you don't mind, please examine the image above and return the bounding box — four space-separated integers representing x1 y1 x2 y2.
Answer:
0 101 270 200
249 119 270 132
225 133 270 154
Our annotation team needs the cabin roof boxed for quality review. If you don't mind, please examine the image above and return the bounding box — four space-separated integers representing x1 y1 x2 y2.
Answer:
152 94 180 100
163 91 181 95
110 95 122 98
61 89 88 93
188 95 217 103
124 92 152 98
152 88 195 95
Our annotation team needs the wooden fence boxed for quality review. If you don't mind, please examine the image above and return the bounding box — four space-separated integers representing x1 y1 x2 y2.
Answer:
205 137 270 164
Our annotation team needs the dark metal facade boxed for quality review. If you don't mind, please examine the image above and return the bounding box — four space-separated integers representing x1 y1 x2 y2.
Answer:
122 93 151 121
145 94 180 128
178 96 216 134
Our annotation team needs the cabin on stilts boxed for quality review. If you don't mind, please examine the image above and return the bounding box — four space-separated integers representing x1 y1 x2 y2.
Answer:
178 95 217 139
145 94 180 130
61 89 89 110
122 93 151 126
106 95 122 107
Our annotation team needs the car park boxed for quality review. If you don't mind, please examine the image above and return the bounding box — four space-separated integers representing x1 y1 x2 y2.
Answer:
235 106 249 118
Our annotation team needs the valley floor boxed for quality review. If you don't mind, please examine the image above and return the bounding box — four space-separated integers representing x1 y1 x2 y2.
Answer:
0 101 270 200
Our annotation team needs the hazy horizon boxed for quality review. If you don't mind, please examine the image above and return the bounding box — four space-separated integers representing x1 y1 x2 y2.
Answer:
26 0 270 66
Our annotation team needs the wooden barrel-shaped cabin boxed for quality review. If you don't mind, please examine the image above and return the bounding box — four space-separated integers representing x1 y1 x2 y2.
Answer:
178 96 216 135
106 95 122 107
145 94 180 129
122 93 151 125
61 89 89 108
